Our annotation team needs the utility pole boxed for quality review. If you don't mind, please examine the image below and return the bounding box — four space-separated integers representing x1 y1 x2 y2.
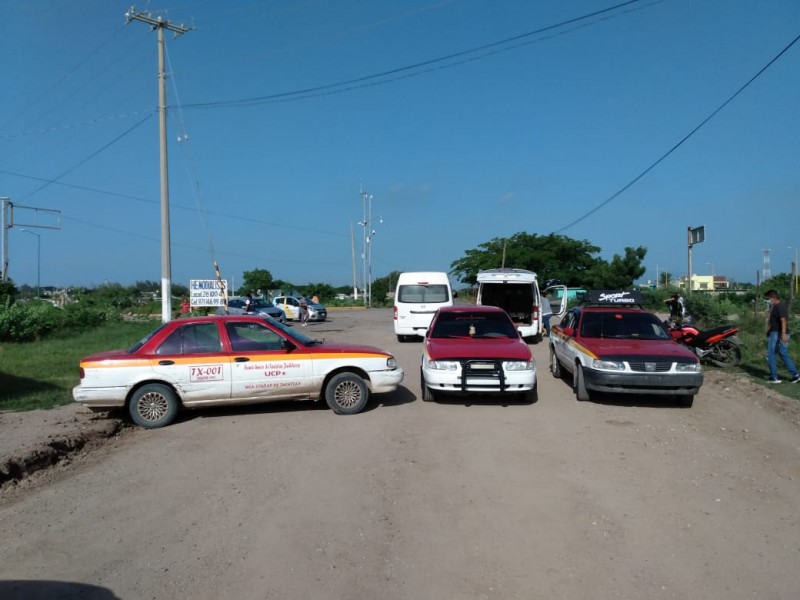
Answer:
126 7 192 323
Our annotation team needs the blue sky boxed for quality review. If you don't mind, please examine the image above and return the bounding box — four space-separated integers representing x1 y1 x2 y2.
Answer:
2 0 798 291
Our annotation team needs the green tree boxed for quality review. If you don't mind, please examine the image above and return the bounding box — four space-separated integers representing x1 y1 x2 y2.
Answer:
0 279 19 304
450 233 647 290
584 246 648 289
240 268 274 296
450 232 603 286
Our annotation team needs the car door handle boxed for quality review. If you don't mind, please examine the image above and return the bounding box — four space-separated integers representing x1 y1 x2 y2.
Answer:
158 360 175 366
234 357 250 362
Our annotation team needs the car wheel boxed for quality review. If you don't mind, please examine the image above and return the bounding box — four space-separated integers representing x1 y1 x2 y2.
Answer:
574 364 591 402
129 383 179 428
325 372 368 415
550 346 562 379
420 368 436 401
397 335 406 343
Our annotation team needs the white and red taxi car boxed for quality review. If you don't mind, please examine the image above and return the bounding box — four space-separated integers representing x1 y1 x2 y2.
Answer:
421 305 536 403
549 290 703 406
73 315 404 428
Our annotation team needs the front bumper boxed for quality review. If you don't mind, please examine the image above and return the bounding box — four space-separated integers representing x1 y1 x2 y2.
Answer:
424 366 536 395
369 368 405 393
582 369 703 396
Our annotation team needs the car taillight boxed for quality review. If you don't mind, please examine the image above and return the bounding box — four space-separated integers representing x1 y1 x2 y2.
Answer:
393 306 398 321
533 305 539 320
78 367 85 380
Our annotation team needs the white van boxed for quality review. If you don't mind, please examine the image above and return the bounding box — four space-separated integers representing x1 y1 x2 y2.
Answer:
476 268 565 340
393 272 455 341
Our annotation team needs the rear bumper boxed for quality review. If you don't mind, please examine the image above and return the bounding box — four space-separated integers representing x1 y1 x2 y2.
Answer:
72 384 128 409
582 369 703 395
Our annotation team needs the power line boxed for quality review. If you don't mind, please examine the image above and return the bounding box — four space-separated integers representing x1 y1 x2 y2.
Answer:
182 0 649 110
556 31 800 233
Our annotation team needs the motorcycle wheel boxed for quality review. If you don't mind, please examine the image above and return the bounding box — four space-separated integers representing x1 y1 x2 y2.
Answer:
709 338 742 368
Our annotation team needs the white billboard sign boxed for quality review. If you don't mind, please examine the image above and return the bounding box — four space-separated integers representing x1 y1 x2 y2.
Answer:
189 279 227 307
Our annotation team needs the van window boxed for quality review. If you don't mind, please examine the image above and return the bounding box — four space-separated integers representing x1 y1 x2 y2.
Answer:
397 284 450 304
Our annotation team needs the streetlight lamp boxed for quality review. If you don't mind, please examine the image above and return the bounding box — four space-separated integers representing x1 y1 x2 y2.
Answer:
19 228 41 299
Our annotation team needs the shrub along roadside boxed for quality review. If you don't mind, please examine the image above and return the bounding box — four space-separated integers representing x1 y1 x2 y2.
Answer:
0 320 157 412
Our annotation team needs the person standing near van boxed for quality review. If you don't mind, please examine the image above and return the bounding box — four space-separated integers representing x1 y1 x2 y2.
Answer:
764 289 800 383
541 295 553 337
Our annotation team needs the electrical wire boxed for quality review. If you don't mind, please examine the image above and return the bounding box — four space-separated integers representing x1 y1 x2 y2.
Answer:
555 31 800 233
182 0 648 110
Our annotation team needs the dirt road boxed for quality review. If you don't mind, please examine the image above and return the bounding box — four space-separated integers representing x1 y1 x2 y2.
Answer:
1 308 799 599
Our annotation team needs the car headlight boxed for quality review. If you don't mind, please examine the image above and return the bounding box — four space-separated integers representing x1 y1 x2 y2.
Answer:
503 361 534 371
676 362 701 372
427 359 459 371
386 357 397 369
592 359 625 371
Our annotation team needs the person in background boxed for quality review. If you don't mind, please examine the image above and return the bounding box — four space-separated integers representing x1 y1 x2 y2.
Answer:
540 295 553 337
664 291 685 322
244 292 255 313
311 293 320 304
764 289 800 384
180 297 191 315
300 296 309 326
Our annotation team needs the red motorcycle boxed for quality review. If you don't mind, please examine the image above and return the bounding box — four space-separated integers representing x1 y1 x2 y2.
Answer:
664 317 742 367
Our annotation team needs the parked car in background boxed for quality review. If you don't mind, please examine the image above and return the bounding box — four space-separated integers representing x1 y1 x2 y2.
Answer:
549 290 703 406
73 315 404 428
215 296 286 323
273 295 327 321
421 305 537 403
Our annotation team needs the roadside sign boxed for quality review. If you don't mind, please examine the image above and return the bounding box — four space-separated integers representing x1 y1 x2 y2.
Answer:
189 279 227 307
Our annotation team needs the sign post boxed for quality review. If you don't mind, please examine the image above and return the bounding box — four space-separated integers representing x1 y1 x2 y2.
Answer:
687 226 706 295
189 279 227 308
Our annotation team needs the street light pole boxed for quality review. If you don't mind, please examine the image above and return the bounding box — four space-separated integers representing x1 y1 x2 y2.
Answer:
19 228 40 298
705 262 714 291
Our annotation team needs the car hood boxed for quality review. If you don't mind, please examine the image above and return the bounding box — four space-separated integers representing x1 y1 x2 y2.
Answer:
425 338 532 361
578 338 697 361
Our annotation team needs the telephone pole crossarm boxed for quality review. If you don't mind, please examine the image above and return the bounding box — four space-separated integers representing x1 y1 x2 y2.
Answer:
125 6 193 37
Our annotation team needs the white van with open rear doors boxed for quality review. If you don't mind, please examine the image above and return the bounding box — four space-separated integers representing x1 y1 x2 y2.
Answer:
476 268 565 341
393 272 455 341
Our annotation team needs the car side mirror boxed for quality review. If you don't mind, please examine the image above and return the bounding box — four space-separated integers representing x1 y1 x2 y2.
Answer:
562 327 574 337
282 339 297 352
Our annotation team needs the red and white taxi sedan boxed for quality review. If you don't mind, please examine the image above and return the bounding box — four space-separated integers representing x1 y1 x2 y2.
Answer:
549 290 703 406
421 305 537 403
73 315 404 428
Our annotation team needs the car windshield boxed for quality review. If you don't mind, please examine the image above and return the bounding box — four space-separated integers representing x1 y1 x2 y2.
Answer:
431 312 518 339
579 312 670 340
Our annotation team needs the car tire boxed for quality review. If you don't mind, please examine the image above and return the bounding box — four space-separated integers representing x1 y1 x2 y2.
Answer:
420 368 436 401
574 364 591 402
678 394 694 408
129 383 179 429
550 346 562 379
397 335 406 343
325 372 368 415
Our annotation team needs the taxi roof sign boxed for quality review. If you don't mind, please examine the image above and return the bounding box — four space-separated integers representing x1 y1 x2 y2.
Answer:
583 290 644 306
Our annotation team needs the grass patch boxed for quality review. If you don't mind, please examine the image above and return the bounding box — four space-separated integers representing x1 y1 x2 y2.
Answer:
0 320 157 412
